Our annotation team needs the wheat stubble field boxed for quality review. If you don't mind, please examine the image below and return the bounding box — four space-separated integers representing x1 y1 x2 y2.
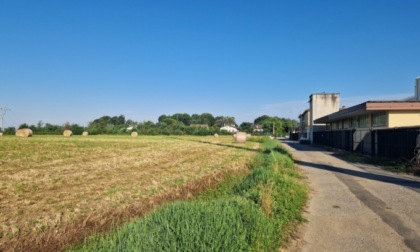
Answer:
0 135 259 251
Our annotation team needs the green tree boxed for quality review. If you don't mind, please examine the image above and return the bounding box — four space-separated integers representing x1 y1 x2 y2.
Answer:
214 116 236 127
254 115 271 125
37 120 44 131
18 123 29 129
71 124 84 135
163 117 178 126
200 113 215 126
191 114 201 124
158 115 169 123
4 127 15 135
239 122 253 133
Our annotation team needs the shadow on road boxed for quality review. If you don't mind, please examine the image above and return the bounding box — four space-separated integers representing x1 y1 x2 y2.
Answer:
295 160 420 190
281 140 328 152
281 140 420 190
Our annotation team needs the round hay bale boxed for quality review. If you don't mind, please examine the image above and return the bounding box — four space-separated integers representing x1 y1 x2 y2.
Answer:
15 128 33 137
0 132 3 137
82 131 89 136
63 130 73 137
235 132 247 143
214 133 219 138
131 131 138 137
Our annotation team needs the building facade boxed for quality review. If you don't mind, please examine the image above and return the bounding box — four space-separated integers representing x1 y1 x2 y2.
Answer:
314 101 420 130
298 109 310 139
308 93 340 142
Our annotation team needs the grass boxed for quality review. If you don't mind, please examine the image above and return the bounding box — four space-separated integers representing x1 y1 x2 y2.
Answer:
0 135 258 251
69 139 308 252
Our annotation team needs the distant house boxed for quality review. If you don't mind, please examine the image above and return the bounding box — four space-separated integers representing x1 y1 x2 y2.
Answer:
252 124 264 133
298 109 310 139
220 125 238 133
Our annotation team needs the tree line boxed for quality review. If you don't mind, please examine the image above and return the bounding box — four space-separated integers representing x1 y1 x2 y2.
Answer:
1 113 298 136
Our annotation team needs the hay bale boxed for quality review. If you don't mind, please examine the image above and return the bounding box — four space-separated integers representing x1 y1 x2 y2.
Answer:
0 132 3 137
214 133 219 138
235 132 247 143
15 128 33 137
131 131 138 137
82 131 89 136
63 130 73 137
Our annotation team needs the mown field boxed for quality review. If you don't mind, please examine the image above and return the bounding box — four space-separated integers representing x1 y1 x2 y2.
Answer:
0 135 259 251
69 138 308 252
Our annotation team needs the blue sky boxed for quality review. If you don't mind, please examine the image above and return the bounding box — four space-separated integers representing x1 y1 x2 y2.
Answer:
1 0 420 127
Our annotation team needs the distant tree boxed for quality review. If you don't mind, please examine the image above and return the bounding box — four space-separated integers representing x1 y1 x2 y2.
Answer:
158 115 169 123
3 127 16 135
252 115 284 136
281 118 299 134
44 123 62 133
214 116 236 127
37 120 44 131
63 122 72 130
163 117 178 126
29 125 37 132
191 114 201 124
71 124 84 135
254 115 271 125
18 123 29 129
87 115 132 134
200 113 215 126
179 113 192 126
110 115 125 125
239 122 253 133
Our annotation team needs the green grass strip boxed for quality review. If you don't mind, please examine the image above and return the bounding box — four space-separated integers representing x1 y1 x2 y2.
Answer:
69 139 308 252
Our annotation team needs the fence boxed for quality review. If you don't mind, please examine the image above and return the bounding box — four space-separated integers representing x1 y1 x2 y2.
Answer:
313 127 420 159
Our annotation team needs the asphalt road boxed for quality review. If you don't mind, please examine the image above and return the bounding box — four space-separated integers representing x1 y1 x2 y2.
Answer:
281 140 420 252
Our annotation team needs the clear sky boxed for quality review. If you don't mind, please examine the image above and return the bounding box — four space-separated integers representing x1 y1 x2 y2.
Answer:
1 0 420 128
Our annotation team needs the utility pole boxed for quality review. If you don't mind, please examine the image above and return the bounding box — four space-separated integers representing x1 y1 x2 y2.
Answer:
272 122 275 136
0 106 11 131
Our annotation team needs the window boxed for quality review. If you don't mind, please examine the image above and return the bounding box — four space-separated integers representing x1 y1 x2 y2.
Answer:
351 117 358 128
326 123 331 130
359 114 370 128
342 119 350 129
372 112 387 127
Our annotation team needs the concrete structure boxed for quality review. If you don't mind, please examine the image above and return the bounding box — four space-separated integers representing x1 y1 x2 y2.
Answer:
298 109 310 139
308 93 340 142
314 101 420 129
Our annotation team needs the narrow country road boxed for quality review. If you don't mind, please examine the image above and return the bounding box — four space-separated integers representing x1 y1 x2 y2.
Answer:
281 140 420 252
